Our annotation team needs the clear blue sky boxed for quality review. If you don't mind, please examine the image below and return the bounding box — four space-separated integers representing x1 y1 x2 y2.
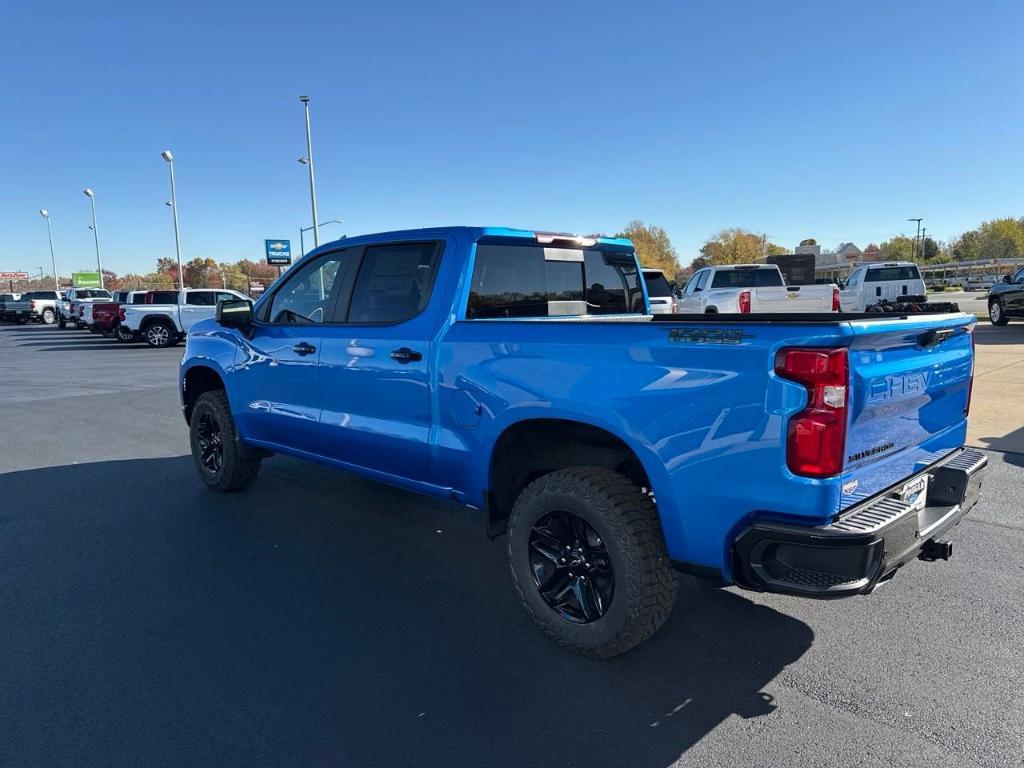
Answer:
1 0 1021 275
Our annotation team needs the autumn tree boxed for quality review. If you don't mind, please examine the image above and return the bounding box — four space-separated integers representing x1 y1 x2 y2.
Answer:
615 221 680 274
698 228 786 266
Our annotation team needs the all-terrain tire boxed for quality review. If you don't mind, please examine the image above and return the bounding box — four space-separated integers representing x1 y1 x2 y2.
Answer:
189 390 261 492
507 466 678 659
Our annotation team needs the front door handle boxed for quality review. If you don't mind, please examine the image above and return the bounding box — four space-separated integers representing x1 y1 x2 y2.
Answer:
390 347 422 364
292 342 317 356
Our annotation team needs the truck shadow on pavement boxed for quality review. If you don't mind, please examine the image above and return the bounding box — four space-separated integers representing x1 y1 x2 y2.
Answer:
0 455 814 768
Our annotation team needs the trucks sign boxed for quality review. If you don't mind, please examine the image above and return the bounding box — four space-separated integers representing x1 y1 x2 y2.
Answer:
0 271 29 280
265 239 292 266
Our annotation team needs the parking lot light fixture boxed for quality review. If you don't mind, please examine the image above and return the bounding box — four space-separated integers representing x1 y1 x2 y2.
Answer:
39 210 59 289
161 150 185 292
82 188 104 289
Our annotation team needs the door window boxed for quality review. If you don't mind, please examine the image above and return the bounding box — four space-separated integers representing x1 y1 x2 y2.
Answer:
265 252 348 324
695 270 711 291
346 242 442 324
185 291 216 306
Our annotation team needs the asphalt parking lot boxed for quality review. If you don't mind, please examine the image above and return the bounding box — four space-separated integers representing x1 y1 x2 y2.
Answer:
1 322 1022 768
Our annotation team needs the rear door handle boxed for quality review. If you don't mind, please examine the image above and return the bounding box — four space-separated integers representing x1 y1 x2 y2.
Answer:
390 347 422 364
292 342 317 356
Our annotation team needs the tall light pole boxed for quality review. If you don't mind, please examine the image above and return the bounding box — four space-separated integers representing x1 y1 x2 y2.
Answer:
298 95 321 248
39 210 59 289
161 150 185 292
82 189 104 289
299 219 344 256
907 218 923 262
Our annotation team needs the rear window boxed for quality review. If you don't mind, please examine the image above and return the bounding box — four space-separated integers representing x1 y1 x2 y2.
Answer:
865 266 921 282
642 271 673 297
467 244 643 319
710 269 783 289
148 291 179 304
75 290 110 299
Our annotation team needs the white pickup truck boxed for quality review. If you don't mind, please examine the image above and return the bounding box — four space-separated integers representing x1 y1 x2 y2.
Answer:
60 287 112 329
9 290 62 324
678 264 838 314
122 288 249 347
838 262 927 312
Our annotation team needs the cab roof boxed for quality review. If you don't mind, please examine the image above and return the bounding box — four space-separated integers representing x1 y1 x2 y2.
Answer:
316 226 634 251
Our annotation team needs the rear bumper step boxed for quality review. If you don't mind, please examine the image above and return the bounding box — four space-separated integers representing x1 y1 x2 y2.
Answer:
733 447 987 598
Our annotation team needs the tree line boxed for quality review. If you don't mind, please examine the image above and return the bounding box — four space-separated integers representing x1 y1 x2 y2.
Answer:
10 216 1021 295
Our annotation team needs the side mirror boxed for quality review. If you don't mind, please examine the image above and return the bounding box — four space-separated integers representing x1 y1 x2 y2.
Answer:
216 298 253 328
837 281 846 290
1002 274 1012 284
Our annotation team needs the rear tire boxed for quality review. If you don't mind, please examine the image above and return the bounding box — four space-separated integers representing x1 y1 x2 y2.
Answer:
189 390 261 492
144 319 178 348
41 308 56 324
507 466 678 659
115 324 136 343
58 317 66 329
990 299 1008 326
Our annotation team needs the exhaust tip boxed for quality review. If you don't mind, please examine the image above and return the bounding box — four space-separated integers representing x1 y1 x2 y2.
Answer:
919 539 953 562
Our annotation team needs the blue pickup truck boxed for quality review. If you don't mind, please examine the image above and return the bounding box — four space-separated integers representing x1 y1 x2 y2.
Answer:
180 226 986 657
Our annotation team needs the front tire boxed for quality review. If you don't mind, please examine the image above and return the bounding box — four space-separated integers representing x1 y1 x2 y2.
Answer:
144 319 178 348
189 390 261 492
507 466 678 659
990 299 1008 326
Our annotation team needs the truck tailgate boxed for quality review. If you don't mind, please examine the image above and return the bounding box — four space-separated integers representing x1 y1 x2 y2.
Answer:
753 285 834 313
840 314 974 508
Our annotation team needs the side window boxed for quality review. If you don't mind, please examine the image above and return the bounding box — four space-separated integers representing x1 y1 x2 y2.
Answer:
584 251 643 314
185 292 215 306
266 251 348 324
695 270 711 291
847 269 863 287
346 242 442 324
1014 268 1024 284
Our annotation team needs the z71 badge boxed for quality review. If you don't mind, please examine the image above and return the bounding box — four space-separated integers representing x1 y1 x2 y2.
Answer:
668 328 754 345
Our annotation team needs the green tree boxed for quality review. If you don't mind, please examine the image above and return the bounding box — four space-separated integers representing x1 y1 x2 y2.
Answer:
977 217 1024 260
615 220 680 274
951 230 980 262
879 235 915 262
697 228 786 266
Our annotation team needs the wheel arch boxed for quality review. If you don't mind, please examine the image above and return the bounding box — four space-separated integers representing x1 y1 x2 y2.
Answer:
485 417 665 538
182 364 226 425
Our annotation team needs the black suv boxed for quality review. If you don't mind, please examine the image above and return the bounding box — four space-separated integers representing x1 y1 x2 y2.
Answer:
988 266 1024 326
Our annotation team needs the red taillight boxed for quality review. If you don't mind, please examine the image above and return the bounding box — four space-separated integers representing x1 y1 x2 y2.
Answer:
30 300 37 309
119 308 126 321
831 287 840 312
775 347 849 478
738 290 751 314
965 329 975 416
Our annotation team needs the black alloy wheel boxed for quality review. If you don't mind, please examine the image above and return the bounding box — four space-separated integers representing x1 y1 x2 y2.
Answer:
529 510 614 624
195 411 224 475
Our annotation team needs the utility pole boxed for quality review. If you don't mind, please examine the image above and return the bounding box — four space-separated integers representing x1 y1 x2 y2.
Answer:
907 218 923 261
920 227 927 261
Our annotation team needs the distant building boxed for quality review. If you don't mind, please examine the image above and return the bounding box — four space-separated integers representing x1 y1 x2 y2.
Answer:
835 243 863 261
